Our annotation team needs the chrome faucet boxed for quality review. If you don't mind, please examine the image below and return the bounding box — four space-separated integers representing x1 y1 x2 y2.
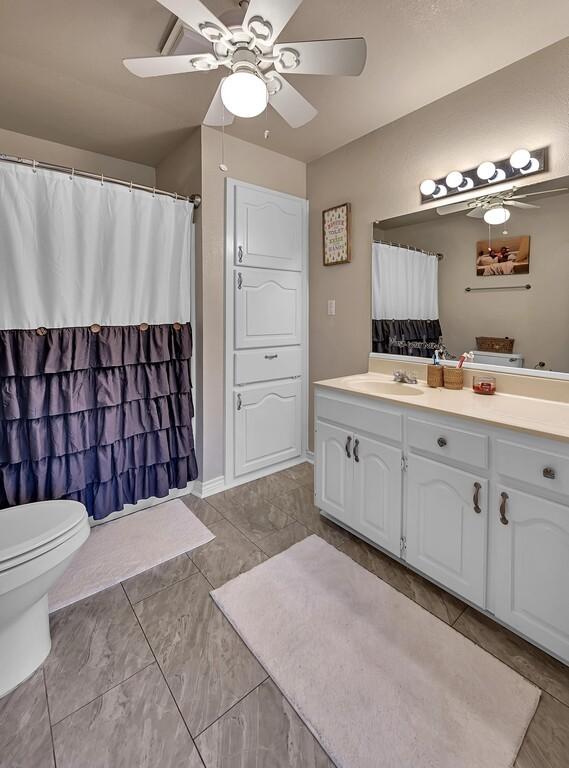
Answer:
393 369 418 384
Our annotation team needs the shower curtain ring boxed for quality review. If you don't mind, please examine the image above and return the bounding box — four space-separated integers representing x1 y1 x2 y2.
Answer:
70 167 75 181
100 173 104 187
152 187 156 198
129 181 133 193
174 193 178 204
32 160 37 174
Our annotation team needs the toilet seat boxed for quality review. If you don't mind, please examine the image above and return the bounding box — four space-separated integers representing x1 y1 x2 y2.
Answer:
0 501 88 573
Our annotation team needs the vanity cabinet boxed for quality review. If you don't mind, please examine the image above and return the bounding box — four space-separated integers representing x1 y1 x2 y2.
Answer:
406 456 487 605
315 387 569 664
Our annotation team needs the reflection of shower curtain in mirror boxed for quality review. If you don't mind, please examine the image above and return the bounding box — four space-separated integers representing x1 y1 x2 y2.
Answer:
372 243 442 357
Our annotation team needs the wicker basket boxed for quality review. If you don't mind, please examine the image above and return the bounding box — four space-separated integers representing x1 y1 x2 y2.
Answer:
427 365 444 388
476 336 515 354
443 367 464 390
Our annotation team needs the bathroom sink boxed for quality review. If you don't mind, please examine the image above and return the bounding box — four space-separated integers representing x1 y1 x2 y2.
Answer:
347 380 424 397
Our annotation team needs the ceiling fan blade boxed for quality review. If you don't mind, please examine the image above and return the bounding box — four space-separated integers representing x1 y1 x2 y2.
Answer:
512 187 568 199
466 208 484 218
123 53 217 77
504 200 539 209
203 79 235 127
274 38 366 76
242 0 303 46
269 75 317 128
156 0 231 40
436 202 470 216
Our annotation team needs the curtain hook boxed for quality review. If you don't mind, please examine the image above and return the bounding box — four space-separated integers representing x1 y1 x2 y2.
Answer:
152 187 156 198
129 180 133 193
100 173 104 187
174 192 178 204
32 159 37 174
69 167 75 181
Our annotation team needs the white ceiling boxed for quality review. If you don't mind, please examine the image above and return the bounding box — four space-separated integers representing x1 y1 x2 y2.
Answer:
1 0 568 166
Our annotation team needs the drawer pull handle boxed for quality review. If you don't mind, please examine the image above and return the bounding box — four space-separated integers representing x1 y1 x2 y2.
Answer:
354 438 360 463
437 437 447 448
345 435 352 459
237 245 243 263
264 354 278 360
473 482 482 514
237 272 243 290
236 393 242 411
499 492 509 525
543 467 556 480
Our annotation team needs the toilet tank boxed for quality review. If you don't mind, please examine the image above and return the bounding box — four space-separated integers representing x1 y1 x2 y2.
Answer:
472 350 524 368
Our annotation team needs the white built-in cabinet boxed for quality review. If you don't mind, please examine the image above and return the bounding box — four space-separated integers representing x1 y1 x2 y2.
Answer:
226 180 307 483
315 387 569 664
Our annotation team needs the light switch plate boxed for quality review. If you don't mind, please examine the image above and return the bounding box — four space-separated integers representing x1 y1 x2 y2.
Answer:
327 299 336 316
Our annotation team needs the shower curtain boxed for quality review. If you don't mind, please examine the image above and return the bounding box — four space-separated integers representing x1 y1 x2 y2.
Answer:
371 243 442 357
0 162 198 520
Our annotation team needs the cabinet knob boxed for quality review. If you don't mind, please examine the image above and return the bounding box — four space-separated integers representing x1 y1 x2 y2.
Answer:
473 482 482 514
437 437 447 448
499 491 509 525
543 467 556 480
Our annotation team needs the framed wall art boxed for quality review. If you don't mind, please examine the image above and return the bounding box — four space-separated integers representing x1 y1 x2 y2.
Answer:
322 202 351 266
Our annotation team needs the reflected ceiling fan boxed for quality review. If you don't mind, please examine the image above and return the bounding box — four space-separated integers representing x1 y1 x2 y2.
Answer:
437 186 568 225
123 0 367 128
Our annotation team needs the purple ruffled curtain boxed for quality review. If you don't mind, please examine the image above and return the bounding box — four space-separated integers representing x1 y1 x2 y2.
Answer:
0 323 198 520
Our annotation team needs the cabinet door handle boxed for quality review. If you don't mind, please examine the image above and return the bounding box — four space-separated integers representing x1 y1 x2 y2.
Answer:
345 435 352 459
237 272 243 290
236 393 242 411
437 436 447 448
264 354 278 360
237 245 243 263
473 482 482 514
354 438 360 463
499 491 509 525
543 467 556 480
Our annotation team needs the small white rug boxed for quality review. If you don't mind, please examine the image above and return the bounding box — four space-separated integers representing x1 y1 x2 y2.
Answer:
212 535 540 768
49 499 214 611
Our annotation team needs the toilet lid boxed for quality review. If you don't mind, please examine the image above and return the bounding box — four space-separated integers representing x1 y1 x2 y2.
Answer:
0 500 87 564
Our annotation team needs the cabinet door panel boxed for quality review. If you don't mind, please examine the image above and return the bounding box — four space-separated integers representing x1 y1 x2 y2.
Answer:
492 487 569 663
235 186 303 271
406 455 487 606
235 268 302 348
353 435 402 557
234 380 301 476
315 421 353 527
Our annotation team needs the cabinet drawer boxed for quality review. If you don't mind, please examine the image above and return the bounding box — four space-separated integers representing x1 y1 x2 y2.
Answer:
235 348 301 385
316 392 402 444
408 417 488 469
495 439 569 498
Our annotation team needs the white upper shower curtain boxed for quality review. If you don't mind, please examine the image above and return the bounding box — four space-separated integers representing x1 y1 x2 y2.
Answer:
0 162 192 328
372 242 442 357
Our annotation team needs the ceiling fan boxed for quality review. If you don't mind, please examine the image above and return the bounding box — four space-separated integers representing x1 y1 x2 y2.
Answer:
123 0 367 128
436 186 568 225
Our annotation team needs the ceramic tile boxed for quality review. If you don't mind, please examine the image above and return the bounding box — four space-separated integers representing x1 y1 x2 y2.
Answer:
283 462 314 489
257 521 311 557
0 668 54 768
122 553 197 604
222 495 292 544
253 470 301 499
182 494 224 527
272 486 353 549
190 518 266 588
207 482 264 516
515 692 569 768
52 664 203 768
44 584 153 724
454 607 569 707
196 678 334 768
339 535 465 625
134 572 267 736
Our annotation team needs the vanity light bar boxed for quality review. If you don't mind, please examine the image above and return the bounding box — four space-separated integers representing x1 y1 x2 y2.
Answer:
419 147 547 204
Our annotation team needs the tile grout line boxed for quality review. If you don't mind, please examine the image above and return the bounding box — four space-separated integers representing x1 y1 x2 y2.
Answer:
41 667 58 768
193 676 270 740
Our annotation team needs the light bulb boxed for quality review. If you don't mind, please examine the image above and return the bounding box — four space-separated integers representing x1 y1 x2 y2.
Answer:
520 158 540 174
221 71 268 118
446 171 463 189
510 149 531 170
483 206 510 225
477 161 496 180
420 179 437 196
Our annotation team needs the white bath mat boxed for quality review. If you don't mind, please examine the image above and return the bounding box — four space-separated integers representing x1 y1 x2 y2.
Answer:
49 499 214 611
212 535 540 768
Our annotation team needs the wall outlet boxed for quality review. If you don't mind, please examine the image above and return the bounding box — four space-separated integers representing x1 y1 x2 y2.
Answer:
327 299 336 316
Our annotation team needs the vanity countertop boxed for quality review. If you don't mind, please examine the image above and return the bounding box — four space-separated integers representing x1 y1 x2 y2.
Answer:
315 372 569 443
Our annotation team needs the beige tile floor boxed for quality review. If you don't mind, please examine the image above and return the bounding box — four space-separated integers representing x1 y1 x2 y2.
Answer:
1 462 568 767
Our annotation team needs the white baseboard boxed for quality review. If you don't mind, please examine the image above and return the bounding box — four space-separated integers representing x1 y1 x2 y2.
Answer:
305 450 314 464
193 475 226 499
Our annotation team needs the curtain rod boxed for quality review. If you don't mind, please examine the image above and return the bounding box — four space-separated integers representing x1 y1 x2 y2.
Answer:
373 239 443 261
0 153 202 208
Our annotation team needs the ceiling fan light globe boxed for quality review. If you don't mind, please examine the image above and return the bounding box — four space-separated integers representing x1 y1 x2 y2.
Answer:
483 206 510 225
477 161 496 181
510 148 531 170
221 72 268 118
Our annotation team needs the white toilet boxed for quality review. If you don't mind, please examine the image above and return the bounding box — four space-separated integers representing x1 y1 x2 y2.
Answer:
0 500 90 698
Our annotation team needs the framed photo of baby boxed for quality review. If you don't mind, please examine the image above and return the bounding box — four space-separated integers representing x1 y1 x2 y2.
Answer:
476 235 530 276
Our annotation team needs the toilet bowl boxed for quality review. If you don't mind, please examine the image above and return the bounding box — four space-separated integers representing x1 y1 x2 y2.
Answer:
0 500 90 698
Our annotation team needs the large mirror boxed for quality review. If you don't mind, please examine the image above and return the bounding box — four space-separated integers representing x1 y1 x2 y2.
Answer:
372 176 569 376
